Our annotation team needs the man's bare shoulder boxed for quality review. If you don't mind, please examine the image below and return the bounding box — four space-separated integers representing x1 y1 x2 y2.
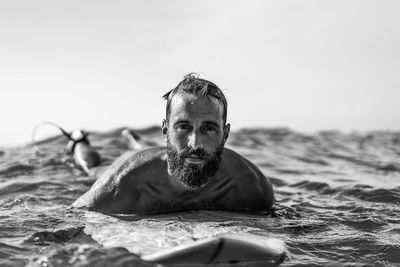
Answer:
220 147 275 209
105 146 166 179
221 147 261 174
72 146 166 211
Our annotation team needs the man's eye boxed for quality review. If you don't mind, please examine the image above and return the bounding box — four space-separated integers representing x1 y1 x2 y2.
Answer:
202 125 216 132
177 124 192 130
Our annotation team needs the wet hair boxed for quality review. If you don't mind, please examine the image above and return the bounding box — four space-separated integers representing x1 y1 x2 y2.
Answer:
162 73 228 124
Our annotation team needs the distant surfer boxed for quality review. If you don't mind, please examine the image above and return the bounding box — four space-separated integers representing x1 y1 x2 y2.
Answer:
32 122 102 174
73 73 275 214
65 129 101 174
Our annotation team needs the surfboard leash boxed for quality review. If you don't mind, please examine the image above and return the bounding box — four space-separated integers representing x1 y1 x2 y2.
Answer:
31 121 74 154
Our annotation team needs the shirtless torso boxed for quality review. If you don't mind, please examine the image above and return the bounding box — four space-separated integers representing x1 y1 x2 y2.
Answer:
72 146 274 214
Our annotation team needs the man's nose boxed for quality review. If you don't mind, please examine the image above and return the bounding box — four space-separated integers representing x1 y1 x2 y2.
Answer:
188 131 203 150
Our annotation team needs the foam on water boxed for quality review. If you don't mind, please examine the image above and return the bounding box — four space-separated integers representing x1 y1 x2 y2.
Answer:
1 127 400 266
83 210 263 255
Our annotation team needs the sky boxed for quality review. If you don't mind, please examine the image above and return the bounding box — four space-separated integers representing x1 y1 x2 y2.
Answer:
1 0 399 146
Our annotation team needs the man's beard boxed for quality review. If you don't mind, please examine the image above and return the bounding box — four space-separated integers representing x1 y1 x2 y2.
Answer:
166 141 224 190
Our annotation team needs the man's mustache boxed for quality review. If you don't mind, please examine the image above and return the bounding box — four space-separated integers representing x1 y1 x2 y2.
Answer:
180 148 209 159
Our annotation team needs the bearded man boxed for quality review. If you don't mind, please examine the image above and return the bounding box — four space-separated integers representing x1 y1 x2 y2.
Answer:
73 74 275 214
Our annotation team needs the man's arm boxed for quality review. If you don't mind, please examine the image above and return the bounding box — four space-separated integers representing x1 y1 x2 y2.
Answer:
224 148 275 210
241 156 275 210
72 151 137 214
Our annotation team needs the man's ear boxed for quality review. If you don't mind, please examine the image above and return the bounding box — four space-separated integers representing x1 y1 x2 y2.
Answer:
162 119 168 141
222 123 230 145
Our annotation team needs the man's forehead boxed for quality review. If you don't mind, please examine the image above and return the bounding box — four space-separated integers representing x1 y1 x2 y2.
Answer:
169 93 223 120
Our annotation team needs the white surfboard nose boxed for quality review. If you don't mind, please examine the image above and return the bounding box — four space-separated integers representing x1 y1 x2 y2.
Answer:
142 233 287 266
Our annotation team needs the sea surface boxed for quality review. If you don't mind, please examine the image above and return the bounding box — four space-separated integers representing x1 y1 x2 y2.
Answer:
1 126 400 267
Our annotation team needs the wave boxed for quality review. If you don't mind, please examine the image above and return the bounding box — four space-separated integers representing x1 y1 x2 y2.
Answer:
24 227 85 245
289 180 333 192
0 181 66 202
340 187 400 204
39 245 149 267
0 163 35 177
281 179 400 204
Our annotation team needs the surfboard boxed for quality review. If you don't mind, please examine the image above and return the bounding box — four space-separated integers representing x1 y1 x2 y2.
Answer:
82 211 287 266
141 233 287 266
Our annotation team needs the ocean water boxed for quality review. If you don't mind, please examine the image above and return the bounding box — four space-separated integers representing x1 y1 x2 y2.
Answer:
1 126 400 267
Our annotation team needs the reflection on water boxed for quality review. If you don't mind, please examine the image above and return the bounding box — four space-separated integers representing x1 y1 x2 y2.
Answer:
1 127 400 266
